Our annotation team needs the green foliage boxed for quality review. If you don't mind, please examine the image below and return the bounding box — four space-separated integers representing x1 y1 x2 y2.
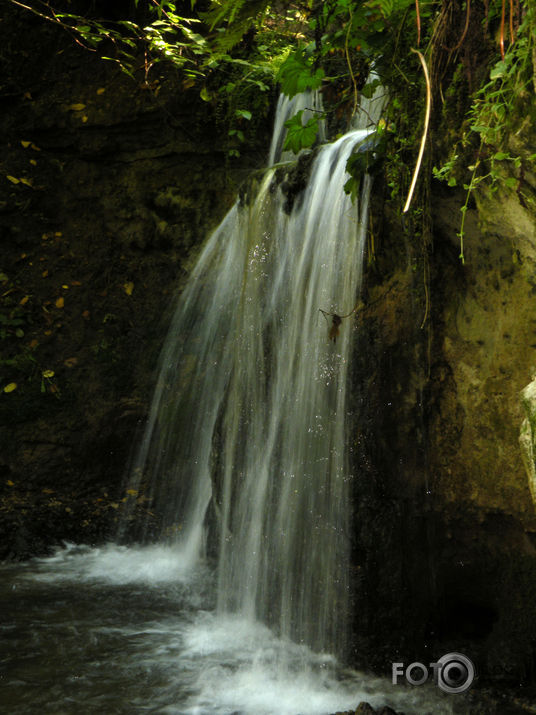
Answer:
277 49 325 97
202 0 270 53
469 5 535 150
283 110 321 154
433 0 535 262
344 128 387 200
0 310 27 340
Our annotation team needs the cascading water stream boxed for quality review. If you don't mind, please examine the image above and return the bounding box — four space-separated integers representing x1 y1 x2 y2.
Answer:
122 88 384 658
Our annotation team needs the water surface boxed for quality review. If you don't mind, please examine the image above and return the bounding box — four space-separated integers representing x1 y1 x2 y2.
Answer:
1 543 459 714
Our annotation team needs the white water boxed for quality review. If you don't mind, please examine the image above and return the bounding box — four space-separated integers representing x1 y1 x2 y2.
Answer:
0 543 458 714
123 88 382 656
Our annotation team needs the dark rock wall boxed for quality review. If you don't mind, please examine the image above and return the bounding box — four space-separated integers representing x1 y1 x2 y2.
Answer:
0 6 272 558
349 162 536 684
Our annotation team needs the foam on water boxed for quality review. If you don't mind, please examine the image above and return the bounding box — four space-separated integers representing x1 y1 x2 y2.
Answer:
3 544 460 714
27 542 202 585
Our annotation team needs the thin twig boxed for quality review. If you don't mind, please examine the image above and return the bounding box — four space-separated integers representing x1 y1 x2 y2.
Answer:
500 0 506 60
444 0 471 52
509 0 515 44
345 6 359 117
403 48 431 213
7 0 97 51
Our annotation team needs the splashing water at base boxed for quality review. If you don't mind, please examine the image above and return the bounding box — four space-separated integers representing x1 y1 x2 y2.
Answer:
0 544 460 714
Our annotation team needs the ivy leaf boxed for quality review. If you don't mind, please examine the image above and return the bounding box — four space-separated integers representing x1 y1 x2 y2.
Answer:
360 79 381 99
277 49 324 98
283 111 319 154
490 61 508 80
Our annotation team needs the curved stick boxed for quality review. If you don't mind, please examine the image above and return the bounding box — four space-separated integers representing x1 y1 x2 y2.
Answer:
403 49 431 214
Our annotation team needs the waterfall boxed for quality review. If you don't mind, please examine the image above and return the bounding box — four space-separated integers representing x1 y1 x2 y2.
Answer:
123 87 384 657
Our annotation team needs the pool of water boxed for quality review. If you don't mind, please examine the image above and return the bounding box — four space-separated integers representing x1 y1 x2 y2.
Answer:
0 543 461 714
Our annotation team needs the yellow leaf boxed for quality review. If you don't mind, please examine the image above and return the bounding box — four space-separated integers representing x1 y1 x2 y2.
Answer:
123 281 134 296
23 92 32 99
7 480 15 487
21 140 31 148
42 488 54 494
3 382 17 393
6 175 20 184
82 116 88 123
19 177 33 187
97 88 106 95
69 103 86 111
55 296 64 309
54 232 62 237
42 270 49 278
126 489 138 496
71 280 82 286
42 369 55 378
29 339 39 349
31 144 41 151
44 330 52 336
20 295 30 306
30 159 37 166
109 502 119 509
64 357 78 368
62 284 69 290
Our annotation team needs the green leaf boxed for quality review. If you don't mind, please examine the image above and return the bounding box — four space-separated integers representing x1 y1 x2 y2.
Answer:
493 152 509 161
283 111 319 154
490 61 508 80
277 49 324 98
235 109 252 121
504 177 518 188
361 79 381 99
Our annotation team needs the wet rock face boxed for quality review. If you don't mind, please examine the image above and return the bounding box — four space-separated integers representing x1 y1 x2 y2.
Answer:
431 187 536 522
0 5 272 559
349 173 536 683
